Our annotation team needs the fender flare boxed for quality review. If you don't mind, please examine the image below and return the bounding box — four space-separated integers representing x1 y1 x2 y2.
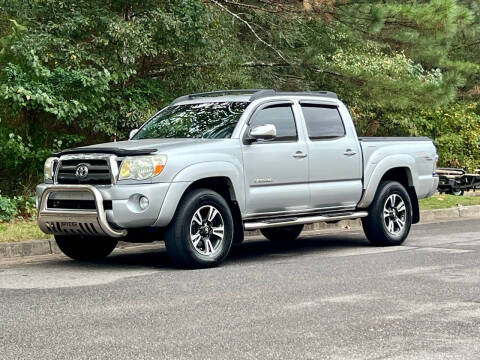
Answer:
357 154 418 209
153 161 245 227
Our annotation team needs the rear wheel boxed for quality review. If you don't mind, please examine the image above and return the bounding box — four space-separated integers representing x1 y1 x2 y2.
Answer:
362 181 413 246
55 235 118 260
164 189 234 268
261 225 304 242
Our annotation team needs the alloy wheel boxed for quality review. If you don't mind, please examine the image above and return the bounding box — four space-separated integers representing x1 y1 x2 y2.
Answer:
189 205 225 256
383 193 407 235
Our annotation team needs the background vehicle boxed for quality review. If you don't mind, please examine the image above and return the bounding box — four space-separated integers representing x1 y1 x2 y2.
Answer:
36 89 439 268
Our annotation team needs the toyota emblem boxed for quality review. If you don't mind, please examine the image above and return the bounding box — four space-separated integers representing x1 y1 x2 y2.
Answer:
75 164 89 178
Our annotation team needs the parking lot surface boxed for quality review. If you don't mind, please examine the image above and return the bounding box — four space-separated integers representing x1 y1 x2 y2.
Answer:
1 219 479 360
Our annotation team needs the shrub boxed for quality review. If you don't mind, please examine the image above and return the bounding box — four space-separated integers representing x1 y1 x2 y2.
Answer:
0 125 84 195
0 193 37 222
0 195 17 221
371 102 480 171
15 195 37 220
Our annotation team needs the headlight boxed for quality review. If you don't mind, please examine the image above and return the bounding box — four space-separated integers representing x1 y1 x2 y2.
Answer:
119 154 167 181
44 157 56 182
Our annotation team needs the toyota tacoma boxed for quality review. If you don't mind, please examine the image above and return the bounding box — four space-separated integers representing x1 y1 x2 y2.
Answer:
36 90 439 268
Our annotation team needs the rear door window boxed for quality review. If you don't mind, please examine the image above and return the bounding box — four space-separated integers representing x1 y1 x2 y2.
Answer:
301 104 345 140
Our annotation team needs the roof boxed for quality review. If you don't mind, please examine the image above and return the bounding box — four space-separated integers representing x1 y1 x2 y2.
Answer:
170 89 338 105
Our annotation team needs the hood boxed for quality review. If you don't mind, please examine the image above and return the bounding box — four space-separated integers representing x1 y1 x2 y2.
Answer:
53 138 225 157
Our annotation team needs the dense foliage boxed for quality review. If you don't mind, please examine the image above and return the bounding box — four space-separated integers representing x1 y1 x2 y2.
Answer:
0 193 36 221
0 0 479 198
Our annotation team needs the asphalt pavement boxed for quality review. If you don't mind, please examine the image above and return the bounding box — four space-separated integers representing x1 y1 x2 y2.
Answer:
1 219 480 360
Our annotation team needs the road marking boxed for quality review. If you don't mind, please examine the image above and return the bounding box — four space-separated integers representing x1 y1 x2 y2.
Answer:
0 265 158 289
284 294 377 310
412 232 480 247
326 246 416 257
316 244 472 259
415 247 474 254
453 239 480 246
389 265 462 276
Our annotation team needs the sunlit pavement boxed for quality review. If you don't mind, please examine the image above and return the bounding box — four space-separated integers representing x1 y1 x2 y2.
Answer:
1 219 480 359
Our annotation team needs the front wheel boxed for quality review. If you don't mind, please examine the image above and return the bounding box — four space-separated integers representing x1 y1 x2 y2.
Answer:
164 189 234 268
362 181 413 246
261 225 304 242
55 235 118 260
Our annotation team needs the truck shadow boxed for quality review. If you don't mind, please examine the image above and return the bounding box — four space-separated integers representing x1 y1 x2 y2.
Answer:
78 232 371 269
227 233 370 264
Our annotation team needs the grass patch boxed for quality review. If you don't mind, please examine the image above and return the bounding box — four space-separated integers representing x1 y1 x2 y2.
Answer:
419 193 480 210
0 220 52 243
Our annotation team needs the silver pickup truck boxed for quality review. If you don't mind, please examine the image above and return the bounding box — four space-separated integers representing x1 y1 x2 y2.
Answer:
36 90 439 268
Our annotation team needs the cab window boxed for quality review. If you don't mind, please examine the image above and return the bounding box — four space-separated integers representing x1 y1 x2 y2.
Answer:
249 104 297 142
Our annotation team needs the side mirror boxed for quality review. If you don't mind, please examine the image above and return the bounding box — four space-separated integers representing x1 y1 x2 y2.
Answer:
129 129 139 140
248 124 276 143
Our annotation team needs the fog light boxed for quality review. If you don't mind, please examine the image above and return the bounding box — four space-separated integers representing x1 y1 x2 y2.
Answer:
139 196 149 210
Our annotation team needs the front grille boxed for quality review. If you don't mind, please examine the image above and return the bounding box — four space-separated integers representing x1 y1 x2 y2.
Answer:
57 159 111 185
47 199 112 210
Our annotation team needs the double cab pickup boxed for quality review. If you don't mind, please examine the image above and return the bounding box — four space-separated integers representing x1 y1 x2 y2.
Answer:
37 90 439 268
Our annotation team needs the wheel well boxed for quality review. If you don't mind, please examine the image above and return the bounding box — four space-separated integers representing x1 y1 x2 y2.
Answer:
380 167 412 188
183 177 244 242
185 177 237 203
380 167 420 224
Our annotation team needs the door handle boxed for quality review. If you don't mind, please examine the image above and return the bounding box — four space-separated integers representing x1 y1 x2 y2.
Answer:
293 151 308 159
344 149 357 156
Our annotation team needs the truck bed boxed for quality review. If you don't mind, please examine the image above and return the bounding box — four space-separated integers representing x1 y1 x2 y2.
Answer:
357 136 437 207
358 137 431 142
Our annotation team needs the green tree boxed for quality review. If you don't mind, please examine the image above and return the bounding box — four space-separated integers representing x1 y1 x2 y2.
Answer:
0 0 479 194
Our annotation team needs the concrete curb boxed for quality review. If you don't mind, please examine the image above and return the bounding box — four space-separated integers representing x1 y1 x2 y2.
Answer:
464 191 480 197
0 239 59 258
419 205 480 222
1 205 479 260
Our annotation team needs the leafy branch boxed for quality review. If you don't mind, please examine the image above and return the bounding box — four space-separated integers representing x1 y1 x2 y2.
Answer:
209 0 289 62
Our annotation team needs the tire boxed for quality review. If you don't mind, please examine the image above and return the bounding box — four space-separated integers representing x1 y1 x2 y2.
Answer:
260 225 304 242
361 181 413 246
449 189 464 196
164 188 234 268
55 235 118 260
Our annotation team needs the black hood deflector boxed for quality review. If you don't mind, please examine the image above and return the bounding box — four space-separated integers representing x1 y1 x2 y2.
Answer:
52 147 157 157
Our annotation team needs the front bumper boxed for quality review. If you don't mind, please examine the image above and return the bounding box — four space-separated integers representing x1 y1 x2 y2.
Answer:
38 185 127 237
37 182 172 237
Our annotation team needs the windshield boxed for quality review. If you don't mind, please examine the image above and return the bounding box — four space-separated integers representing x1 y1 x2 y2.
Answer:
133 102 249 139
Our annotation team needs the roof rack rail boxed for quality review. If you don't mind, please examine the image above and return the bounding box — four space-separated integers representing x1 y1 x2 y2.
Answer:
170 89 338 105
170 89 274 105
249 89 276 101
250 90 338 101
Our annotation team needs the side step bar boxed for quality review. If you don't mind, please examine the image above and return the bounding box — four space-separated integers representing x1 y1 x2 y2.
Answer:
243 211 368 231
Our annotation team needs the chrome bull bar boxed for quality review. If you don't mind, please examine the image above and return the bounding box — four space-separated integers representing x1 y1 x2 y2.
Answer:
37 185 127 238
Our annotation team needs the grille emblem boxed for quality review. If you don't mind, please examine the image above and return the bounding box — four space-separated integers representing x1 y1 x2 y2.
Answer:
75 164 89 179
